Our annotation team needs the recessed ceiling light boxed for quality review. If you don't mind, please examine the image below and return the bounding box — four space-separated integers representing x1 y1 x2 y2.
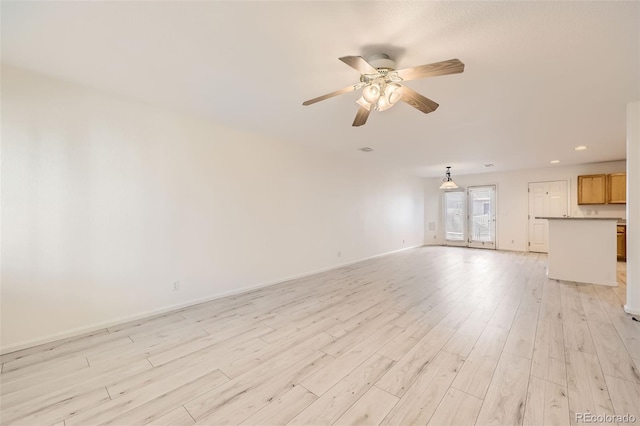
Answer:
483 164 494 168
574 145 588 151
359 147 373 152
550 160 560 164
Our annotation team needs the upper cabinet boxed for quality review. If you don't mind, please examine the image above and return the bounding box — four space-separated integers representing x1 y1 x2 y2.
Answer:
607 173 626 204
578 174 607 204
577 173 626 205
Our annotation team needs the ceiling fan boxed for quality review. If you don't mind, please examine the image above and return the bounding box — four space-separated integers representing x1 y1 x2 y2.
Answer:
302 54 464 127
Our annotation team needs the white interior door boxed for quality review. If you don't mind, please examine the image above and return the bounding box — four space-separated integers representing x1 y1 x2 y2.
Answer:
468 185 496 249
528 180 568 253
444 190 467 246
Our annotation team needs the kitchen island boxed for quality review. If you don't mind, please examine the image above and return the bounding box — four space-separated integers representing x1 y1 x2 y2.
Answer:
536 217 619 286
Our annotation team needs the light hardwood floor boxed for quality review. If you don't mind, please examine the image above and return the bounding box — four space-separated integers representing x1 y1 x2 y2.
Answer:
1 247 638 425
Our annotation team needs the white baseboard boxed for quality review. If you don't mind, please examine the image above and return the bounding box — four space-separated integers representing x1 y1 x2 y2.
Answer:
624 304 640 316
0 244 423 355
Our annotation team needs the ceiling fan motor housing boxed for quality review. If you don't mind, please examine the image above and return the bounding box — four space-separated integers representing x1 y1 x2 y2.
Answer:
367 53 396 71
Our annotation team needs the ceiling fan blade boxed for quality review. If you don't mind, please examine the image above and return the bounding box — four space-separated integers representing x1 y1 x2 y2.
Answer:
396 59 464 81
352 106 370 127
401 86 439 114
339 56 379 75
302 85 357 106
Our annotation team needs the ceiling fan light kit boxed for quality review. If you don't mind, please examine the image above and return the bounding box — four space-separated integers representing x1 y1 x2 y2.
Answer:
302 53 464 127
439 166 459 189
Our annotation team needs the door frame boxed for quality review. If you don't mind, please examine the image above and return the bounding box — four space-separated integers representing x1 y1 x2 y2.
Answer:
443 188 468 247
442 184 498 249
468 184 497 250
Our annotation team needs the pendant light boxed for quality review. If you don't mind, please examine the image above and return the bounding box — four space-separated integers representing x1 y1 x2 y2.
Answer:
439 166 458 189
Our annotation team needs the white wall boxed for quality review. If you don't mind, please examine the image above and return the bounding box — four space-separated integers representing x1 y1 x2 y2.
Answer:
625 101 639 315
0 66 425 353
424 161 627 250
423 183 442 245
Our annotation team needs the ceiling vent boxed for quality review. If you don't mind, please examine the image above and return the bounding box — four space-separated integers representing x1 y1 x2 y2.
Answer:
359 147 374 152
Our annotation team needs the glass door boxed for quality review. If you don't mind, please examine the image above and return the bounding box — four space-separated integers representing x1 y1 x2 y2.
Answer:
468 185 496 249
444 190 467 246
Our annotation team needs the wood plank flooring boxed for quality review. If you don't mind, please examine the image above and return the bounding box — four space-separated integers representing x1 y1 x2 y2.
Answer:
1 247 638 426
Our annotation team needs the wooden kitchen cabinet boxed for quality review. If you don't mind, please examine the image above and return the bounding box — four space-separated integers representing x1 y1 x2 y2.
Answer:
608 173 626 204
578 174 607 204
617 225 626 261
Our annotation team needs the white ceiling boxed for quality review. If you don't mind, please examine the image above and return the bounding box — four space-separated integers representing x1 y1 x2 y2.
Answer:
2 1 638 177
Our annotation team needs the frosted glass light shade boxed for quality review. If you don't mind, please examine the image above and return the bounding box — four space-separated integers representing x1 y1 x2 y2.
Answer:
386 83 403 104
439 181 459 189
376 95 393 111
362 84 381 103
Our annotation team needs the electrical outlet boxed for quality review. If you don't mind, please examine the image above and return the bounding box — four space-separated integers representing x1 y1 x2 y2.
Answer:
337 251 341 258
402 239 405 244
173 281 180 291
